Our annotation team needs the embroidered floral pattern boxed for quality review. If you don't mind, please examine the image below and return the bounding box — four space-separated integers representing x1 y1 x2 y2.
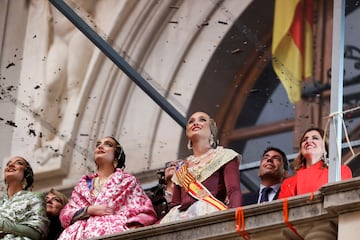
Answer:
59 169 156 240
0 191 49 239
172 146 241 186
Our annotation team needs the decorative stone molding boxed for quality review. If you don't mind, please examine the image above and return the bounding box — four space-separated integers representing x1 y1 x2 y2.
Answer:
3 0 252 192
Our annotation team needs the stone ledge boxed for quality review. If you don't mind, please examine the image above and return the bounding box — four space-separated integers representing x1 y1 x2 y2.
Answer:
322 177 360 214
91 177 360 240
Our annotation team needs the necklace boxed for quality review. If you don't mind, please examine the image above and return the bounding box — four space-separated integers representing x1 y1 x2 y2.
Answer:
93 174 112 196
187 148 216 164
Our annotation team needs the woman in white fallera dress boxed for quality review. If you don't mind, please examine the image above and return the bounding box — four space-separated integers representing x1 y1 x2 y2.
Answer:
160 112 242 223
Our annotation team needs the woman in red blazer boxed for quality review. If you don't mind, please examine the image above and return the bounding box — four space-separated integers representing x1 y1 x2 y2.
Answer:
279 127 352 198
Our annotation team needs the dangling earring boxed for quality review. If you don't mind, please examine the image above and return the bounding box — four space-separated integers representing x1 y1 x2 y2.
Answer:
22 179 27 190
187 140 192 150
113 160 117 169
322 152 329 166
209 134 215 148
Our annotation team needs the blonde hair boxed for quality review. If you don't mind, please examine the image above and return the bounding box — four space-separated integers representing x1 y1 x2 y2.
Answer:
209 118 219 148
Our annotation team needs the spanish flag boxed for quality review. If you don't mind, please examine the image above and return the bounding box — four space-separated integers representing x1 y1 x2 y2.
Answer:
272 0 313 103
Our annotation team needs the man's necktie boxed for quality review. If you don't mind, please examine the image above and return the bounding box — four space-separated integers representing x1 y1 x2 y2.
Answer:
259 187 272 203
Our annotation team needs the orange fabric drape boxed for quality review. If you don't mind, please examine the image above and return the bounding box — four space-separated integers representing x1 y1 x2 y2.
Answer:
272 0 313 103
235 207 250 240
282 198 304 240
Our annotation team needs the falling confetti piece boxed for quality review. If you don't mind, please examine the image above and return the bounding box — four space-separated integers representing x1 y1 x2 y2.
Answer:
5 63 15 69
5 120 17 127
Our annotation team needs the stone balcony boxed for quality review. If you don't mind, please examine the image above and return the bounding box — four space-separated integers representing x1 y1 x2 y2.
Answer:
93 177 360 240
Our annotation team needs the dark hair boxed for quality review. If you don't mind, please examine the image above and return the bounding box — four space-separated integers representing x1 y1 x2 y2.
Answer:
12 156 34 190
263 147 289 171
23 159 34 190
4 156 34 190
156 169 166 185
293 127 328 171
108 137 126 169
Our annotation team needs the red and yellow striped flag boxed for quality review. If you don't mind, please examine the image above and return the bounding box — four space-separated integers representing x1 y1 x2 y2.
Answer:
272 0 313 103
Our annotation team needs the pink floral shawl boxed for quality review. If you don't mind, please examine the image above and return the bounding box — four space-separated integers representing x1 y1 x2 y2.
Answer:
58 169 156 239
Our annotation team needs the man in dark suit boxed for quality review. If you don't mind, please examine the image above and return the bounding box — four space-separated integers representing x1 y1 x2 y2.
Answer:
242 147 289 206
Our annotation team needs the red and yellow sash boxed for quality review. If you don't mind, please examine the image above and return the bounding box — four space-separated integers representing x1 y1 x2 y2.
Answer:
176 164 227 210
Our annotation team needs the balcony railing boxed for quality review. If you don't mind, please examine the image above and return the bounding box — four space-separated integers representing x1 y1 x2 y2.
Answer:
92 176 360 240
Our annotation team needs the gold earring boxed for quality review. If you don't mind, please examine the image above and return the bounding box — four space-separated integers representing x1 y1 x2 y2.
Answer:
322 152 329 166
22 179 27 190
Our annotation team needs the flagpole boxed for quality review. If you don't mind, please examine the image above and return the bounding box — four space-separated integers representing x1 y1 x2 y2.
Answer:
328 0 345 182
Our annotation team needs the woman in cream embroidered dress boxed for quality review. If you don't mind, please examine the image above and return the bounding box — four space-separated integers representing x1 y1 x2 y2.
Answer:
160 112 242 223
59 137 156 239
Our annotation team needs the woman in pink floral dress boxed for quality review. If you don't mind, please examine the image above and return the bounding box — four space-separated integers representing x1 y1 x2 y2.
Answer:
58 137 156 240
